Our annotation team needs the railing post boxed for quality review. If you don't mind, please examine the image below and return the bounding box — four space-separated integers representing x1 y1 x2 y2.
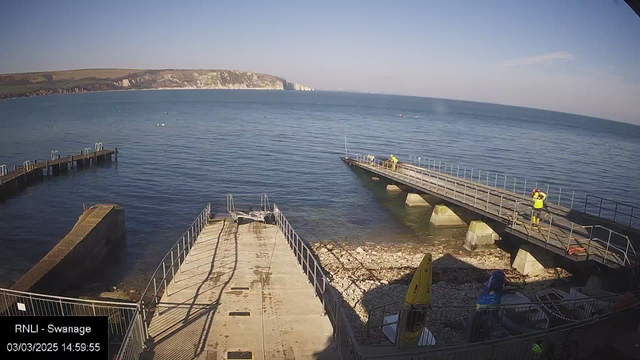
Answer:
171 250 175 280
512 201 518 227
464 184 467 203
499 195 503 216
571 191 575 209
486 171 489 186
486 189 489 210
513 177 517 192
614 203 618 222
162 262 167 295
464 166 466 180
546 184 550 197
625 240 630 265
558 187 562 206
178 241 182 273
494 173 497 188
457 165 459 178
503 175 507 189
586 225 591 257
523 179 527 195
598 198 603 217
605 231 612 264
322 277 326 314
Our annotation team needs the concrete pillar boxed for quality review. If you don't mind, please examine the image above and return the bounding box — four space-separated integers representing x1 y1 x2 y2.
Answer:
512 245 548 276
585 275 605 290
429 205 466 227
386 184 402 192
464 220 500 251
405 193 431 207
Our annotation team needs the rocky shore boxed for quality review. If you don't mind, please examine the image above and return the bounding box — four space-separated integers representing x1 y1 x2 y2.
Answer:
312 241 575 342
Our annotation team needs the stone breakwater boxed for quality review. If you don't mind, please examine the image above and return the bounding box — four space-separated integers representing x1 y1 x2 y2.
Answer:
313 241 575 341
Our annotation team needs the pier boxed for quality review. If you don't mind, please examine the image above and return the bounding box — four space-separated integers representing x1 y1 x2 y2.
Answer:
342 155 638 269
0 143 117 200
139 197 336 360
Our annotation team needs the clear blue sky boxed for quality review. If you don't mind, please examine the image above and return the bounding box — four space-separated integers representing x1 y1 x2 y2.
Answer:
1 0 639 123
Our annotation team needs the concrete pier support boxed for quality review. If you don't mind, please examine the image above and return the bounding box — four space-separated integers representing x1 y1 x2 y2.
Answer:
386 184 402 192
405 193 431 207
464 220 500 251
429 205 466 227
512 245 551 276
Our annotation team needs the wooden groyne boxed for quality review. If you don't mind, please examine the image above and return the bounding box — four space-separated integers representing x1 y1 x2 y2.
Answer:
0 144 117 200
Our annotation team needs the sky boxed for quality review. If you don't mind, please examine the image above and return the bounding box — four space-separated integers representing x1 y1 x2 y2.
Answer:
1 0 640 124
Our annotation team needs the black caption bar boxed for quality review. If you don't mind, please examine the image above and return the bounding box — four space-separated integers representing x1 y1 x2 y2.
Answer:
0 316 107 360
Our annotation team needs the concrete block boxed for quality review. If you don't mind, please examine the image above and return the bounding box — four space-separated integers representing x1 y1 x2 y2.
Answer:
405 193 431 207
464 220 500 251
429 205 466 227
372 177 380 181
585 275 605 291
512 245 546 276
386 184 402 192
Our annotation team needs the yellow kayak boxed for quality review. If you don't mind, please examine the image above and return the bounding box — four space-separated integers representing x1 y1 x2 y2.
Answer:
397 253 432 348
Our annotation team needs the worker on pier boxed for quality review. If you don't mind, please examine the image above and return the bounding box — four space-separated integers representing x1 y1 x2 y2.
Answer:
390 154 398 170
531 189 547 226
367 154 375 165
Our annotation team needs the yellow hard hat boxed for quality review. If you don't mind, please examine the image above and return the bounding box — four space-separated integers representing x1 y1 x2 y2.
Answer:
390 154 394 157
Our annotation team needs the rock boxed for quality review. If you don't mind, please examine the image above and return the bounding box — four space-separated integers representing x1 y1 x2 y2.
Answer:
380 279 389 285
355 247 365 254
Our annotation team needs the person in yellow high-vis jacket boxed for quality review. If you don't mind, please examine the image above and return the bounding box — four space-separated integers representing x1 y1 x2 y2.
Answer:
531 189 547 226
367 154 375 165
390 155 398 170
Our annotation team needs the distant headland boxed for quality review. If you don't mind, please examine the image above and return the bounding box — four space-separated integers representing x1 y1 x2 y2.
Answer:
0 69 314 100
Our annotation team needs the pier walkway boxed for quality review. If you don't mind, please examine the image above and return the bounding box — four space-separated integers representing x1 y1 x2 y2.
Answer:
343 155 637 269
0 144 116 199
144 215 335 359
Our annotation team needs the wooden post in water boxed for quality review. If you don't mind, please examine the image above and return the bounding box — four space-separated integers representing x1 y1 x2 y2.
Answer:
115 147 118 162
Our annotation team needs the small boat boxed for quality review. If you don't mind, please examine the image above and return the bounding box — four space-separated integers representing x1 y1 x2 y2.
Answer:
499 290 549 334
382 314 436 346
535 289 594 325
397 114 403 117
569 287 619 315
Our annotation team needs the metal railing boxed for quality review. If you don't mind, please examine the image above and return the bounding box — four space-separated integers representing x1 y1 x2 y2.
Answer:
137 203 211 340
584 194 640 230
273 204 362 359
364 291 632 348
352 154 636 267
226 193 236 220
363 300 640 360
0 287 141 359
408 155 577 210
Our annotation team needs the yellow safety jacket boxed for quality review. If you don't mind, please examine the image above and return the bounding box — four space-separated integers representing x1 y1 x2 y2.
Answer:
391 156 398 164
532 192 547 209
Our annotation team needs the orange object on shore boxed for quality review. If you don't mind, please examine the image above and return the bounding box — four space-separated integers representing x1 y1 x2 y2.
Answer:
567 246 586 255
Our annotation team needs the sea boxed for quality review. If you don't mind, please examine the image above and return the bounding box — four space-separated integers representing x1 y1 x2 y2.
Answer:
1 90 639 292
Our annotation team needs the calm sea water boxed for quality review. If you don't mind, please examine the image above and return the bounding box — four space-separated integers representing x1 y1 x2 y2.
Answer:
1 90 639 292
